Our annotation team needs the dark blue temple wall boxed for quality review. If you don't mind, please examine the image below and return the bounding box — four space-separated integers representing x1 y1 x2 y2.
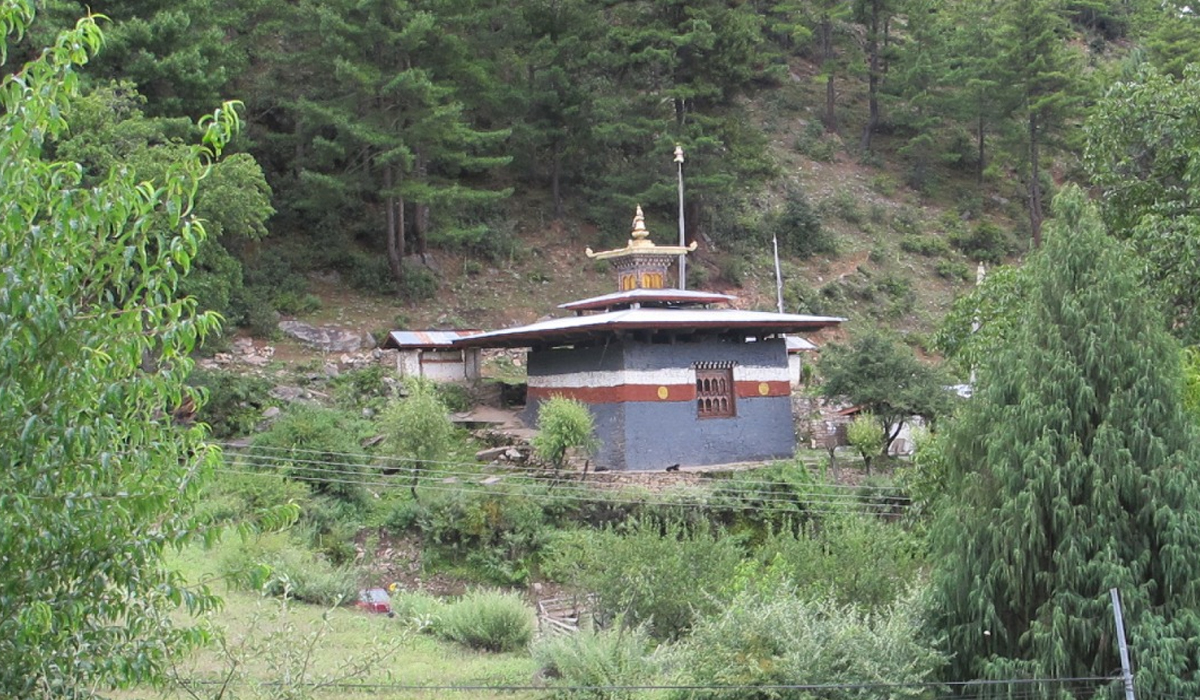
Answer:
622 336 787 371
623 396 795 470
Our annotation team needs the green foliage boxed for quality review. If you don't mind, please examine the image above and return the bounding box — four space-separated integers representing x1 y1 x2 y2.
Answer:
1085 63 1200 341
928 187 1200 695
391 589 449 633
251 405 373 504
533 396 600 470
389 488 554 586
188 368 274 439
771 188 835 258
821 189 864 224
541 518 744 640
379 379 456 479
667 591 943 700
706 461 827 530
438 589 535 653
846 412 885 472
934 264 1030 375
935 259 973 282
0 9 284 694
819 329 955 453
758 514 924 609
331 364 395 412
948 220 1016 264
900 234 950 257
1184 346 1200 423
219 534 359 607
531 622 657 700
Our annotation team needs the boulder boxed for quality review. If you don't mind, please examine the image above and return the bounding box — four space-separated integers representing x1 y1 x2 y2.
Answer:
277 320 366 353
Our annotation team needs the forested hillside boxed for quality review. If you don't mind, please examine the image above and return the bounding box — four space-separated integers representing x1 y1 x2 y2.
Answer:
12 0 1200 348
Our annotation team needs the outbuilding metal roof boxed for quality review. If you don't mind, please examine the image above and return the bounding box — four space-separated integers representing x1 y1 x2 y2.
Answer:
786 336 818 352
384 330 482 349
559 288 736 311
452 308 843 349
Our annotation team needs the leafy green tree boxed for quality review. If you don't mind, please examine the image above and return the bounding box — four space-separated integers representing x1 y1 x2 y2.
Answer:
532 395 599 473
928 187 1200 696
380 379 455 498
934 264 1031 376
846 412 885 473
0 7 291 695
54 80 274 324
937 0 1005 184
818 330 954 454
1084 62 1200 342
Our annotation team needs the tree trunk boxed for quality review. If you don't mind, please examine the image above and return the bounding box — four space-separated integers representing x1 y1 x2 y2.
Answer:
551 141 563 220
1028 113 1043 247
821 20 837 133
977 110 985 185
384 165 405 284
414 150 429 256
860 5 881 152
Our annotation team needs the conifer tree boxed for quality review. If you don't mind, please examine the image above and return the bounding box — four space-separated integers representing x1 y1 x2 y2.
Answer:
928 186 1200 697
993 0 1080 246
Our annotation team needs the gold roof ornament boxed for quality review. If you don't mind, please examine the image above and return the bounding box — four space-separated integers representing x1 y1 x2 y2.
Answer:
585 205 697 260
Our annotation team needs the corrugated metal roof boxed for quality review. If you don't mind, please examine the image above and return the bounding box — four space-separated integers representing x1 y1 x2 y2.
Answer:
452 308 844 349
384 329 482 349
559 288 736 311
786 336 818 352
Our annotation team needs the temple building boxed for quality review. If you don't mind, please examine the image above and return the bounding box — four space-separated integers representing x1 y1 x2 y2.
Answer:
454 207 843 471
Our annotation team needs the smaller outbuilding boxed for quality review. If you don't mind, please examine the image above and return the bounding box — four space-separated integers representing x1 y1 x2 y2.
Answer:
382 330 482 382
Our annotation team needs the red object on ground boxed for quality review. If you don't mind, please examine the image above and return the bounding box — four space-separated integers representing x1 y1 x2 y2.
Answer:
357 588 394 617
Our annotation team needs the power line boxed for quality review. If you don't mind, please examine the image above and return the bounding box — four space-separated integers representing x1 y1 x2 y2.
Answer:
217 441 910 493
217 466 901 515
166 674 1122 695
219 454 907 509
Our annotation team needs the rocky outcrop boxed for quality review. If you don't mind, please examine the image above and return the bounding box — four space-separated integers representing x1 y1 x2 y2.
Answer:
277 320 369 353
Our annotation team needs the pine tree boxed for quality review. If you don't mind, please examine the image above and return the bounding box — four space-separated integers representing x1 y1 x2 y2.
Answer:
993 0 1081 246
928 186 1200 697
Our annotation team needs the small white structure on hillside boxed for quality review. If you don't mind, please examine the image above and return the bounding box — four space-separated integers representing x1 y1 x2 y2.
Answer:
382 330 482 382
786 335 817 388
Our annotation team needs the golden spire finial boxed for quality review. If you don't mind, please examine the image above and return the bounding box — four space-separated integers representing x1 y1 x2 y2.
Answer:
631 205 649 241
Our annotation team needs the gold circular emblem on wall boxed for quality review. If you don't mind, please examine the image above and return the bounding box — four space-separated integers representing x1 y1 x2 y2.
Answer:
757 382 770 396
657 386 669 400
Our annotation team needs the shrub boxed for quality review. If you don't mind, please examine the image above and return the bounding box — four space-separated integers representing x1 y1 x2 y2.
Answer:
204 468 312 524
391 488 554 585
438 589 535 652
344 251 396 295
821 189 863 224
188 368 274 439
772 189 835 259
936 259 973 281
219 534 359 607
531 623 657 700
250 405 373 504
391 589 449 633
399 264 439 301
331 364 395 411
949 220 1015 264
533 396 600 471
667 591 943 700
541 518 745 640
899 234 950 257
757 513 924 609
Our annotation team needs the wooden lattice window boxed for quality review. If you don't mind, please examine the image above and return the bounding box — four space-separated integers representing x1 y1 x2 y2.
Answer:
695 365 735 418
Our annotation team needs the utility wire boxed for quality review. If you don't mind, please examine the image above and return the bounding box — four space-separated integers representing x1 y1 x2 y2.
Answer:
217 441 910 493
219 455 907 509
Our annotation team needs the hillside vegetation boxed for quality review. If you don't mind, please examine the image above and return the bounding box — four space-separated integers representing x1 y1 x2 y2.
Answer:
9 3 1200 699
14 0 1200 348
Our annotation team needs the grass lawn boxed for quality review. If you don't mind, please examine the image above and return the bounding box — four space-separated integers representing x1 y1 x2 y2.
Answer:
118 542 541 700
